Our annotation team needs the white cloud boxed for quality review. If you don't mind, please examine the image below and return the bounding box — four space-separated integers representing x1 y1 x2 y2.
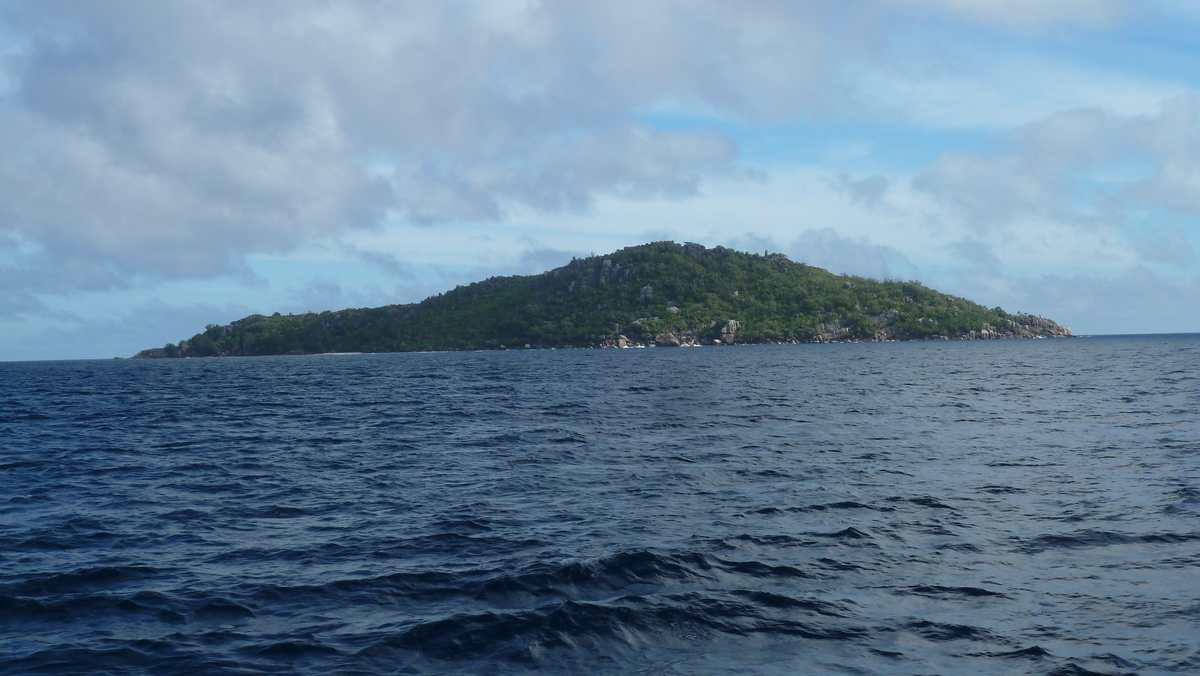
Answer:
0 2 775 295
791 228 919 280
914 98 1200 237
3 0 1181 301
1136 227 1195 268
830 174 892 209
886 0 1131 33
0 299 254 361
1007 267 1200 334
855 55 1187 131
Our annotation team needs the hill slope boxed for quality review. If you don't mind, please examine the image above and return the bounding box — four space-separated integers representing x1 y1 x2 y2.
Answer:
134 242 1071 357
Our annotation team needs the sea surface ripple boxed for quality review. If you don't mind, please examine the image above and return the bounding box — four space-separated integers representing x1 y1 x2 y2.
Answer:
2 335 1199 675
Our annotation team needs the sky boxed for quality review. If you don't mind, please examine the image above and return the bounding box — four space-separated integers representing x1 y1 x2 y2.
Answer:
2 0 1200 360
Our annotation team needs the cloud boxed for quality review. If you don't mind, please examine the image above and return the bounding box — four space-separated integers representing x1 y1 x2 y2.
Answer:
279 278 401 314
886 0 1131 33
1006 267 1200 334
0 299 255 361
945 238 1001 276
517 246 584 273
1136 227 1195 268
0 2 767 293
830 174 891 209
913 98 1200 240
338 244 415 279
914 108 1112 229
0 285 44 319
0 0 1188 305
790 227 919 280
385 126 739 222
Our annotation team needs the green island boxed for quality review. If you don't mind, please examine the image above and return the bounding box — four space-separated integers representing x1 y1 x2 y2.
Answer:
134 241 1072 358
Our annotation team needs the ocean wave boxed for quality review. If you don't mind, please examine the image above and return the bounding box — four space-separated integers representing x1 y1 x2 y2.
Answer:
1016 529 1200 553
359 590 864 663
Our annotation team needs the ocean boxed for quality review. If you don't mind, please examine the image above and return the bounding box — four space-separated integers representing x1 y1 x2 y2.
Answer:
1 335 1198 675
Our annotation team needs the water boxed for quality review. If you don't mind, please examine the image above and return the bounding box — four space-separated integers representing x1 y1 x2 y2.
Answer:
1 336 1198 675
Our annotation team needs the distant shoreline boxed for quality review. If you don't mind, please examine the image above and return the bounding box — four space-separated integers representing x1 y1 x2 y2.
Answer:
15 333 1200 363
131 332 1082 360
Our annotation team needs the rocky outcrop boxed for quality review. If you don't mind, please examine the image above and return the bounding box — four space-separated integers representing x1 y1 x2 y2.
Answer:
813 319 850 343
871 310 898 324
719 319 740 344
564 257 637 293
654 333 681 347
1009 316 1073 338
951 318 1072 341
132 347 170 359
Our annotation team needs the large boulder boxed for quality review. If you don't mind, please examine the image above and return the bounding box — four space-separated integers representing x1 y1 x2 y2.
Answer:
871 310 898 324
719 319 740 344
654 333 681 347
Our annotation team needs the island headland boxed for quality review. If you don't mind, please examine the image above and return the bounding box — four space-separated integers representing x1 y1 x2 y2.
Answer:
134 241 1071 358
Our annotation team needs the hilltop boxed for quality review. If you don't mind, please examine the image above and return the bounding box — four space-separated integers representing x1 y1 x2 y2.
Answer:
134 242 1071 357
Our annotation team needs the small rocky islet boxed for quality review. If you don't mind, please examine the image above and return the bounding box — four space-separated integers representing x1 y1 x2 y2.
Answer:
134 241 1071 358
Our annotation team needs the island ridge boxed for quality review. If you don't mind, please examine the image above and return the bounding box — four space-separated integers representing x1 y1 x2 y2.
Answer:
134 242 1071 358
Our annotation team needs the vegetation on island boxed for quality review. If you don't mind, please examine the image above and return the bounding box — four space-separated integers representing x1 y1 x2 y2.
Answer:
135 241 1071 358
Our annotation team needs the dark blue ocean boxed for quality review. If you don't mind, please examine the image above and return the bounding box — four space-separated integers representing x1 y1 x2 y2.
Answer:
2 336 1199 675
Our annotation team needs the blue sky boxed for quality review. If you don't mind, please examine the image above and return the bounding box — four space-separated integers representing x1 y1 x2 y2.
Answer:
2 1 1199 360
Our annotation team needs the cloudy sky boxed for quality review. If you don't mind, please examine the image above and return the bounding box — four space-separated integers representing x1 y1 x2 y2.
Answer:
2 1 1199 360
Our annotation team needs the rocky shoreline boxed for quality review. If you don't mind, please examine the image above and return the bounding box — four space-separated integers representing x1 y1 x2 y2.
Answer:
136 316 1072 358
597 316 1072 349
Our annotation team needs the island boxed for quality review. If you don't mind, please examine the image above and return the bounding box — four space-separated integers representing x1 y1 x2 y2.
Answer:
133 241 1071 358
